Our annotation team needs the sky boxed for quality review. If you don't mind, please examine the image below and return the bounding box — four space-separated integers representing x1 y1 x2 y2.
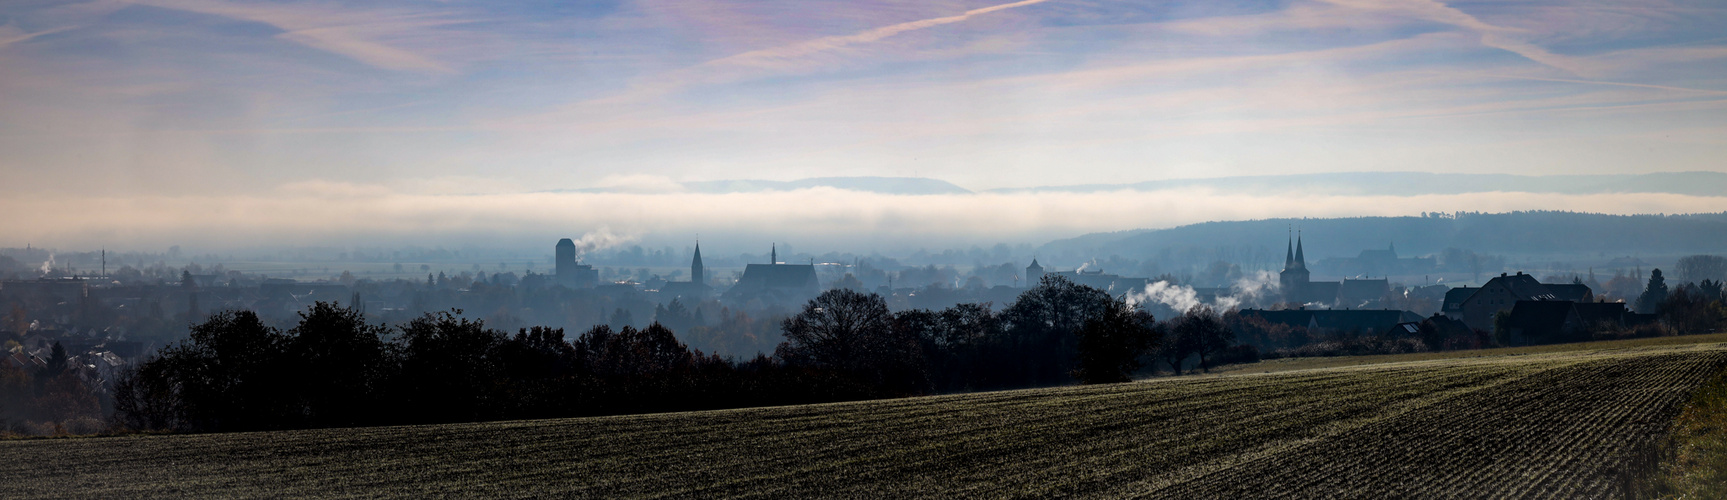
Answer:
2 0 1725 253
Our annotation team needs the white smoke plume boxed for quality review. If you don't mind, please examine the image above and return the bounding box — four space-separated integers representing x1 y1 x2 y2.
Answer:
1230 270 1281 305
38 253 54 274
572 227 637 256
1126 270 1282 314
1125 280 1203 314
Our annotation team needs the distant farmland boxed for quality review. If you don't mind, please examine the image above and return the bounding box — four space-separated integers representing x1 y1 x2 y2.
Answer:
8 341 1726 498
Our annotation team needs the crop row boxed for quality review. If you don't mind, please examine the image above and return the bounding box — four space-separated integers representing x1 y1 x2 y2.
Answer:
3 345 1724 498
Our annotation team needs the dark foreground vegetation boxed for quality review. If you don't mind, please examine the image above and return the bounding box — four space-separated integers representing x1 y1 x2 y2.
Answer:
7 344 1724 498
38 270 1722 435
112 276 1190 433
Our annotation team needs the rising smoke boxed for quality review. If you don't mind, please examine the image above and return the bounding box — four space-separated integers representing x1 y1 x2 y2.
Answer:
571 227 637 257
1124 270 1281 314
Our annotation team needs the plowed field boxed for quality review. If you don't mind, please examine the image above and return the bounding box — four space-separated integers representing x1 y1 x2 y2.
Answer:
8 341 1726 498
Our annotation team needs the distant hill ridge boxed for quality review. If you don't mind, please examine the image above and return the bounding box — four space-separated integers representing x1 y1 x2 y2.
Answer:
559 171 1727 197
681 177 971 195
1040 211 1727 259
555 176 972 195
989 171 1727 197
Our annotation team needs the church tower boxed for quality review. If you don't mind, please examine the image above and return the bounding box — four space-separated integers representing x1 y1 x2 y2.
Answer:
691 242 704 285
1280 231 1311 302
1026 258 1045 287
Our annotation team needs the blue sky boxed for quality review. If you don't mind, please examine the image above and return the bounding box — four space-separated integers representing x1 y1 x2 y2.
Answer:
2 0 1725 251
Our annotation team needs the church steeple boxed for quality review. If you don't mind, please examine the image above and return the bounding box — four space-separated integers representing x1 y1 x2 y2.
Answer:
1284 228 1294 270
1279 228 1312 303
691 242 704 284
771 244 777 265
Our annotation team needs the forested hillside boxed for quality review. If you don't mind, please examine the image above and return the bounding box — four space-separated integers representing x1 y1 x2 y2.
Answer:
1043 211 1727 263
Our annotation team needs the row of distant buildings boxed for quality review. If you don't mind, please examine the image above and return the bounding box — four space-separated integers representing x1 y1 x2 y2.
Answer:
556 238 822 305
1015 233 1657 343
1440 271 1654 344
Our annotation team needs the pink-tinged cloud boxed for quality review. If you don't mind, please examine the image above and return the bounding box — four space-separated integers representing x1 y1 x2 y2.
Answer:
4 185 1726 251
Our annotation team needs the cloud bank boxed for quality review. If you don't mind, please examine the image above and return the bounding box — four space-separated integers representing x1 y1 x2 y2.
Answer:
4 185 1723 253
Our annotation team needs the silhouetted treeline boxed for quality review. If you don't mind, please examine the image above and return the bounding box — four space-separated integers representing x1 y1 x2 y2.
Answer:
113 304 880 433
775 276 1161 391
114 276 1175 433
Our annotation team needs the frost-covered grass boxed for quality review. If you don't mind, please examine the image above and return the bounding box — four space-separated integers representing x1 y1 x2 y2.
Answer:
6 344 1725 498
1207 332 1727 376
1649 366 1727 498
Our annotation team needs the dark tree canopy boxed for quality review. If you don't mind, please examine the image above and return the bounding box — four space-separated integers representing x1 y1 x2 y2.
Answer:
1072 303 1159 384
998 275 1117 387
777 289 926 392
1639 268 1670 314
287 302 393 427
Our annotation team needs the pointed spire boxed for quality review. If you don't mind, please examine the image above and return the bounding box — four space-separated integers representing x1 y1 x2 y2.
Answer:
1294 230 1306 269
1284 226 1294 270
691 241 704 284
771 244 777 265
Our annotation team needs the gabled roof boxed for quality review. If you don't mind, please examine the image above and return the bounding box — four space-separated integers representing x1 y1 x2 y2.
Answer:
1545 283 1593 302
1573 302 1627 325
1339 279 1389 299
733 264 819 291
1442 286 1477 312
1357 249 1398 261
1484 273 1557 301
1423 314 1472 335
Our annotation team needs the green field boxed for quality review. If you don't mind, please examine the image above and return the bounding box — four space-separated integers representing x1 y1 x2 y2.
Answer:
7 340 1727 498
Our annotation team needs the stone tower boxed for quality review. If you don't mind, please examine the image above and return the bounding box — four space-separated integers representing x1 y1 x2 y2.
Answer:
1026 258 1045 287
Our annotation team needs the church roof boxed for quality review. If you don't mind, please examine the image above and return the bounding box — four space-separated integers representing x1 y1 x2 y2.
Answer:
732 264 819 292
1442 286 1477 312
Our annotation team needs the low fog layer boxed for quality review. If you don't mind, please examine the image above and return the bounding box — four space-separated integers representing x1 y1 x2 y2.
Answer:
3 182 1724 254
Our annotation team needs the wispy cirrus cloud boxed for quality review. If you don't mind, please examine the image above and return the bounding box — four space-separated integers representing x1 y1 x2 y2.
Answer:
1314 0 1593 76
127 0 460 72
0 25 76 49
698 0 1051 72
1 0 1724 217
516 0 1053 119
